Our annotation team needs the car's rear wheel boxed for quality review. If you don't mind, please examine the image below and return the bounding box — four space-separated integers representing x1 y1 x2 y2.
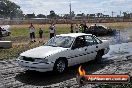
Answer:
53 59 67 73
95 50 104 63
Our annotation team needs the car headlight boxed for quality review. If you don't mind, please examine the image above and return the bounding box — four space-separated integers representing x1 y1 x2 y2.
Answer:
35 59 48 63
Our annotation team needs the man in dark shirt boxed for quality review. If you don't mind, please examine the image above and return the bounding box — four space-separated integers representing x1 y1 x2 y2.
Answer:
83 23 88 33
0 27 2 40
70 24 74 33
39 28 43 42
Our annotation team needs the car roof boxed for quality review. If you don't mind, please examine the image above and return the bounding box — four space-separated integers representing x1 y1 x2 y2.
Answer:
57 33 92 37
89 25 107 28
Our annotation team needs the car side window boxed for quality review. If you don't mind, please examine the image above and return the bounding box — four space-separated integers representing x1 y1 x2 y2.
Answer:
98 26 105 31
84 36 98 46
94 37 103 44
72 36 85 49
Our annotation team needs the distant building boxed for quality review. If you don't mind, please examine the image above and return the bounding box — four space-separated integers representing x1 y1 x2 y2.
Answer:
87 14 96 18
63 14 70 19
75 13 85 19
25 13 36 19
103 15 109 18
130 13 132 18
96 13 103 17
37 14 46 18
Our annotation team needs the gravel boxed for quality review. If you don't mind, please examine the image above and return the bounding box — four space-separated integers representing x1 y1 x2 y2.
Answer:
0 55 131 88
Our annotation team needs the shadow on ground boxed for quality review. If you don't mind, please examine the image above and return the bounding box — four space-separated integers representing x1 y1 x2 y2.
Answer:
15 58 114 86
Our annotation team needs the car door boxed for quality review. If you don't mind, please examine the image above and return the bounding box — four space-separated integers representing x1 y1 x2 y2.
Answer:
84 35 100 62
68 36 86 66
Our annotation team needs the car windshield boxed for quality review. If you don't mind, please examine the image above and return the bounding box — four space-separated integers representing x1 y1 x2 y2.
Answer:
44 36 75 48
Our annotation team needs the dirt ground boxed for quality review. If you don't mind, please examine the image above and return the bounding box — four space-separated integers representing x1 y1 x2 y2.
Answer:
0 24 132 88
0 55 132 88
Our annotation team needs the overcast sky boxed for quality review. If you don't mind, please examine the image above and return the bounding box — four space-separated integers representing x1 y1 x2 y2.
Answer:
10 0 132 16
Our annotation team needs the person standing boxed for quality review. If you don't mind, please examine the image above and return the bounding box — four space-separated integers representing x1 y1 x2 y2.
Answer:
29 23 36 42
70 24 74 33
0 27 2 40
83 23 88 33
79 24 83 33
75 24 79 33
49 23 56 39
39 28 43 42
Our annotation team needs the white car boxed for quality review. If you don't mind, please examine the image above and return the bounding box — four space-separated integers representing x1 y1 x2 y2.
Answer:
1 25 11 36
17 33 109 73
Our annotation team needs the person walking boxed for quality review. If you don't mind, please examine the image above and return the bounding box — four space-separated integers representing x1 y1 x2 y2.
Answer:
49 23 56 39
39 28 43 42
29 23 36 42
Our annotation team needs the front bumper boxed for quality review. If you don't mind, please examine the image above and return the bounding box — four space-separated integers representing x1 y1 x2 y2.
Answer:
17 59 54 72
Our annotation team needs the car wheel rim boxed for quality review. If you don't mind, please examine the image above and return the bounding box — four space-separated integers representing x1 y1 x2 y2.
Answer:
56 60 65 73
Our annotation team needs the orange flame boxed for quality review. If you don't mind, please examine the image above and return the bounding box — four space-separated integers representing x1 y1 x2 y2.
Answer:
78 66 86 76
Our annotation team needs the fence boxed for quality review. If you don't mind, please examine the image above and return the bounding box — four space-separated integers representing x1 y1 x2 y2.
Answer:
0 18 132 25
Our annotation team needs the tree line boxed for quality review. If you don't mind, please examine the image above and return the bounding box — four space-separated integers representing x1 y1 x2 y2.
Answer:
0 0 23 19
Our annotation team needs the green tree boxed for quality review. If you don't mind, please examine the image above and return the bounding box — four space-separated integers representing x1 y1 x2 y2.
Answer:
0 0 23 19
48 10 57 19
37 14 46 18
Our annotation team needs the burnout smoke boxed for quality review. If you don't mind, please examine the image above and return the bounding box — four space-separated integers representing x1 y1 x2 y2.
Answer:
110 29 130 45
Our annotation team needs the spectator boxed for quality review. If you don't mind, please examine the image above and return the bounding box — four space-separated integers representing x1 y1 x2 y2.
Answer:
94 24 97 29
75 24 79 33
83 23 88 33
39 28 44 42
0 27 2 40
29 23 36 42
79 24 83 33
49 23 56 39
70 24 74 33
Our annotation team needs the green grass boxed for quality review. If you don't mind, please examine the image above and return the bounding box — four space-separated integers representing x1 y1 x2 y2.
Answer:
0 42 43 60
0 22 132 60
0 24 71 60
10 24 70 41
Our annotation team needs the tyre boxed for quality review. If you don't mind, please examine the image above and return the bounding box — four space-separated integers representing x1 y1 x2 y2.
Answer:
95 50 104 63
25 70 36 73
53 59 67 73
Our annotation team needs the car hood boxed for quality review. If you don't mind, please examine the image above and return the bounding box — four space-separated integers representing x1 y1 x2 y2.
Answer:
1 25 11 32
20 46 68 58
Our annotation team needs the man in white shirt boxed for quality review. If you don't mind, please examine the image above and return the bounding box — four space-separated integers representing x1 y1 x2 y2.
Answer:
75 24 79 33
49 23 56 39
29 23 36 42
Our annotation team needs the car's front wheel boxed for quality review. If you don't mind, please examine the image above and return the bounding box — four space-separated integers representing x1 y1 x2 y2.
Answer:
53 59 67 73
